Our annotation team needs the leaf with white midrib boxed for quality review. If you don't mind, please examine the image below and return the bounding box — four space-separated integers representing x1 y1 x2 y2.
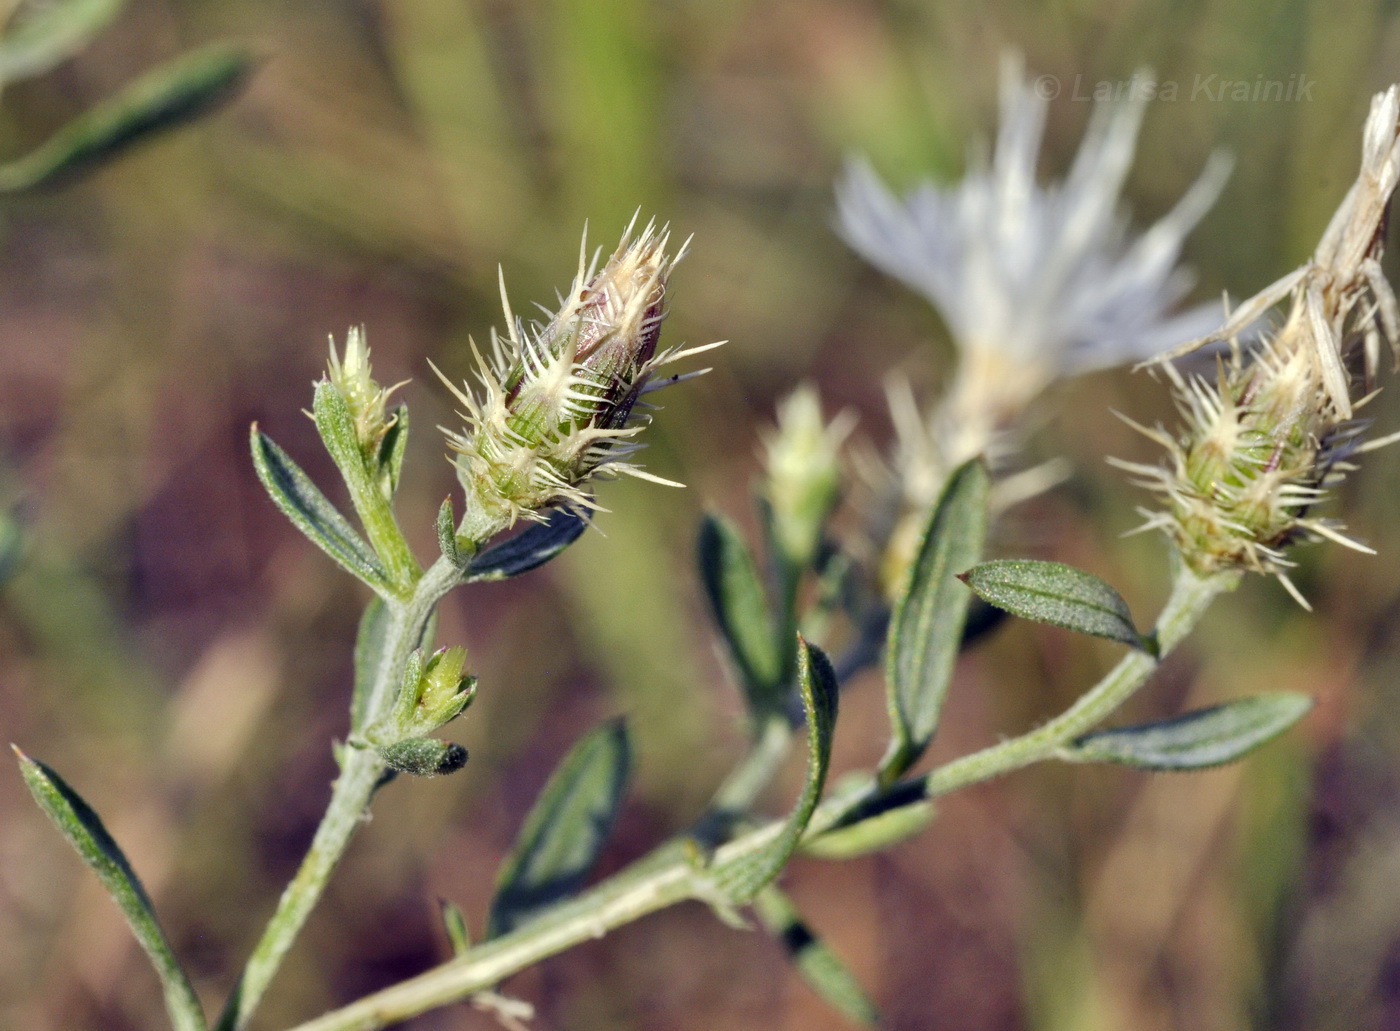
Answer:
1069 693 1313 770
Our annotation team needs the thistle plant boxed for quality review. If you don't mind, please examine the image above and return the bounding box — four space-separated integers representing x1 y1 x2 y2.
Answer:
12 79 1400 1031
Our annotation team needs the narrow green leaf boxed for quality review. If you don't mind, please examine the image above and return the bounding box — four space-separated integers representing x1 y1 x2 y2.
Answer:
0 43 252 192
250 427 393 594
697 514 784 717
711 639 838 903
1068 693 1313 771
882 459 988 781
753 886 881 1028
15 749 207 1031
439 899 471 956
960 559 1151 653
802 799 935 860
0 0 125 83
378 404 409 494
436 497 459 565
351 598 390 732
488 720 632 937
464 507 589 581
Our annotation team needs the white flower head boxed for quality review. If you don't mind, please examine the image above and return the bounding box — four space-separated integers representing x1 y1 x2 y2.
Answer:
837 53 1231 440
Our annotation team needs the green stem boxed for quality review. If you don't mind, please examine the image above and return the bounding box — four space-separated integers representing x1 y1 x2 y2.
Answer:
216 558 463 1031
281 563 1233 1031
344 475 420 594
915 562 1231 802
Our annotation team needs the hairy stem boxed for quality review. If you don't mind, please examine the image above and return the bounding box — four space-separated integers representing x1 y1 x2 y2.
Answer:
283 562 1232 1031
216 558 463 1031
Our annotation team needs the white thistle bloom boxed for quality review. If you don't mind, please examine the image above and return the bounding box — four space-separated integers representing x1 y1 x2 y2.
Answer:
837 54 1231 465
437 218 720 542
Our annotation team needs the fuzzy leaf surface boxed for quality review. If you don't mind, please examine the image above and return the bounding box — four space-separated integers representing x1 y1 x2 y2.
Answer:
882 459 988 779
1068 693 1313 770
351 598 390 732
16 750 206 1031
961 559 1150 652
711 639 838 903
488 720 632 937
698 514 784 717
250 427 392 594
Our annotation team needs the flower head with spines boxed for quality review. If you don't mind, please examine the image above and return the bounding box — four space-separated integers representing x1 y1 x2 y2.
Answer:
439 217 718 543
1118 86 1400 606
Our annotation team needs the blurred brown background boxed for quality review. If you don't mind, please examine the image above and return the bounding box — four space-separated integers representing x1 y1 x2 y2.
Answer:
4 1 1400 1028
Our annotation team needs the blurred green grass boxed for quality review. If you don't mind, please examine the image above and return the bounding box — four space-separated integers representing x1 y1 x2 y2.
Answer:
3 1 1400 1028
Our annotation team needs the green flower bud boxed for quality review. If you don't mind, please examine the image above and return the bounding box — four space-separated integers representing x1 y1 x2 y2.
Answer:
390 646 477 736
379 737 468 777
761 384 854 570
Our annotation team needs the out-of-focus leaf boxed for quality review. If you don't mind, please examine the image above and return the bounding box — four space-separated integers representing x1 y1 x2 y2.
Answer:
0 507 22 585
250 427 392 595
0 43 252 193
802 798 935 860
960 559 1151 653
15 749 207 1031
711 639 838 903
465 507 590 581
881 459 988 782
439 899 471 956
698 514 784 717
1068 693 1313 771
0 0 125 84
753 886 881 1027
488 720 631 937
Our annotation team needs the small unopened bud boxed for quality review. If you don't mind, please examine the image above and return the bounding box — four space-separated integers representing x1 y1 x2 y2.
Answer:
762 385 854 570
439 218 717 543
326 327 404 460
379 737 468 777
390 646 477 735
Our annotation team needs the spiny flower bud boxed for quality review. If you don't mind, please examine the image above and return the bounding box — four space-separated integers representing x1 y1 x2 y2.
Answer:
1119 86 1400 605
326 327 404 460
439 218 718 543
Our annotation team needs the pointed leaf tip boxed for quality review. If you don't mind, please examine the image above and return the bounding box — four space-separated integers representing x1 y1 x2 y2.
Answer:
961 559 1151 652
18 757 206 1031
250 426 393 595
1069 693 1313 771
697 514 785 717
709 638 838 904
